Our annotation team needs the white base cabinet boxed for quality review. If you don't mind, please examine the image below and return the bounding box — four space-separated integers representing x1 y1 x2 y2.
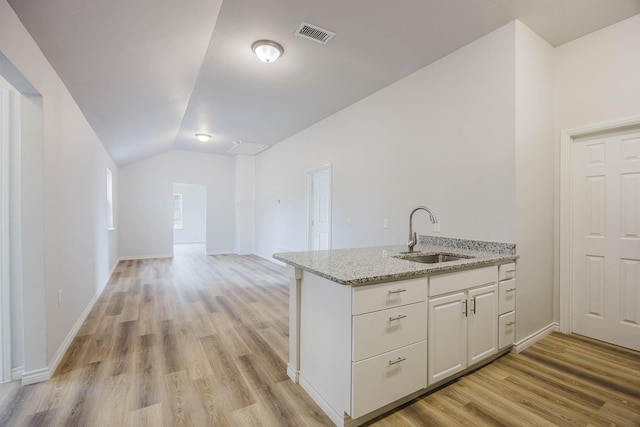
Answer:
427 280 499 386
288 261 516 427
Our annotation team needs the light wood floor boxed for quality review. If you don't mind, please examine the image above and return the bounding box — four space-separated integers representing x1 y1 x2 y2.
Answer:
1 244 638 426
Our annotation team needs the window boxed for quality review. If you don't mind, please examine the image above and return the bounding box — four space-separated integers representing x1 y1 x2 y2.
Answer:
173 193 183 229
107 168 114 230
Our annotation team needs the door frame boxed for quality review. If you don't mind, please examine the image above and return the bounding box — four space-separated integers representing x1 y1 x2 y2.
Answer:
0 88 11 382
307 164 332 251
559 114 640 334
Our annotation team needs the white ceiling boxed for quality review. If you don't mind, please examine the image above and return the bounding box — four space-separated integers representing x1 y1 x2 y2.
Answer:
8 0 640 165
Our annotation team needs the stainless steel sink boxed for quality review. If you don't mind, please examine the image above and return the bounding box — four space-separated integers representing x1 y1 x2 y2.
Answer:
395 253 473 264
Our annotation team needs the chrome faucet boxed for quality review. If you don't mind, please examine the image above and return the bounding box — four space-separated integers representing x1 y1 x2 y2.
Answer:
407 206 439 253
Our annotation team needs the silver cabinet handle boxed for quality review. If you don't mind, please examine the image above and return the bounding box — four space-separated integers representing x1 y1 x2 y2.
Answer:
462 300 468 317
389 314 407 321
388 289 406 295
388 357 406 366
506 269 516 273
506 288 516 293
471 297 476 314
506 321 516 326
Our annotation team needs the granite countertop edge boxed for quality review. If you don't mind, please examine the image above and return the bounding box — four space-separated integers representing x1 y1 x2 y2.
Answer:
273 242 518 287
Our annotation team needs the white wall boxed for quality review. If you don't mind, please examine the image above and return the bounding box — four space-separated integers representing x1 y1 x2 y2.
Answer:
173 183 207 244
554 14 640 132
514 22 555 342
235 156 255 254
119 150 235 258
255 23 517 260
0 0 119 378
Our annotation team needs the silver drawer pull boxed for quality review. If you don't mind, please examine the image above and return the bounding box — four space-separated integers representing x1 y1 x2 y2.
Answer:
506 321 516 326
388 289 407 295
389 314 407 321
505 288 516 293
388 357 407 366
505 269 516 273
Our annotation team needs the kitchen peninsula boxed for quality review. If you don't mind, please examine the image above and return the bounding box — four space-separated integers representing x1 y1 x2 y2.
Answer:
274 237 518 427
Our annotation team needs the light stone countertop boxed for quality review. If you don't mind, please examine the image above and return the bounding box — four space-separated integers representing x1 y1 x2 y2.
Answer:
273 241 518 286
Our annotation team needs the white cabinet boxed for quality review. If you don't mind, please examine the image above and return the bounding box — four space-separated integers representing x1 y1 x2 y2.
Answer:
428 268 499 386
291 261 515 426
351 279 427 419
497 263 516 349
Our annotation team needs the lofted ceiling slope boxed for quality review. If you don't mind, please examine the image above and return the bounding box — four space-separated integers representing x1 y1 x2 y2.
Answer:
7 0 640 165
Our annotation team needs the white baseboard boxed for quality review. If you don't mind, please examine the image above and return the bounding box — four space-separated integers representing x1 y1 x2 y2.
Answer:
47 293 99 379
299 374 345 427
514 322 559 353
287 364 299 383
11 366 23 381
21 367 49 386
118 254 172 261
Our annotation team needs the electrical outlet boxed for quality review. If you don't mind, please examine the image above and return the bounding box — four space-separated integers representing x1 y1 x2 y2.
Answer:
383 218 389 229
58 289 63 307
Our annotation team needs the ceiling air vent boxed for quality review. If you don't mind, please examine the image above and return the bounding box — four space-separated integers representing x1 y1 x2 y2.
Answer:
295 22 335 44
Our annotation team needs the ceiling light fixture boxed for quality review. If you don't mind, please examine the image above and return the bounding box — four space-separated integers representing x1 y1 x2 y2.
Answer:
195 133 211 142
252 40 284 63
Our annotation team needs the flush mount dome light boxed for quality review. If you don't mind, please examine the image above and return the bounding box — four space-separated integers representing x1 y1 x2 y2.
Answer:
195 133 211 142
252 40 284 63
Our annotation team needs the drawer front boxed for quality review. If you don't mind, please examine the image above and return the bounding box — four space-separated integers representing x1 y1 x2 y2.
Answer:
498 279 516 315
499 263 516 281
352 277 426 315
352 301 427 362
498 312 516 349
351 341 427 419
428 266 498 297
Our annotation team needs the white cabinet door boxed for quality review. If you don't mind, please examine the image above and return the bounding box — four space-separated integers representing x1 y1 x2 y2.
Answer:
467 284 498 366
428 292 467 386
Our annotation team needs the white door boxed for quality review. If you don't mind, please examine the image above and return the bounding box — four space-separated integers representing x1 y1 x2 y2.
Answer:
428 292 467 385
308 167 331 251
572 128 640 351
467 284 498 365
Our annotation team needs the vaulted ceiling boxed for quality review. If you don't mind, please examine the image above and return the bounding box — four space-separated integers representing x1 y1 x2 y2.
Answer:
8 0 640 165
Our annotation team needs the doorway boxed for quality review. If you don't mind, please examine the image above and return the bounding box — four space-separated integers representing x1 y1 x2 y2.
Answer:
562 121 640 351
173 183 207 256
307 165 331 251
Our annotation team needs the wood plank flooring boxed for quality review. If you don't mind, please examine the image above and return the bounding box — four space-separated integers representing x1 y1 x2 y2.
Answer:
1 243 638 426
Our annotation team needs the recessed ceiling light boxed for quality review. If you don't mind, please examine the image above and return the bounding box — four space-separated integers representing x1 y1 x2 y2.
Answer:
252 40 284 63
195 133 211 142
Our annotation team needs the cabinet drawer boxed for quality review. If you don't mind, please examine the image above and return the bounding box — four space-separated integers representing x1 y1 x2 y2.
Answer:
352 278 426 315
352 301 427 362
499 263 516 281
498 279 516 315
498 312 516 349
429 266 497 297
351 341 426 419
